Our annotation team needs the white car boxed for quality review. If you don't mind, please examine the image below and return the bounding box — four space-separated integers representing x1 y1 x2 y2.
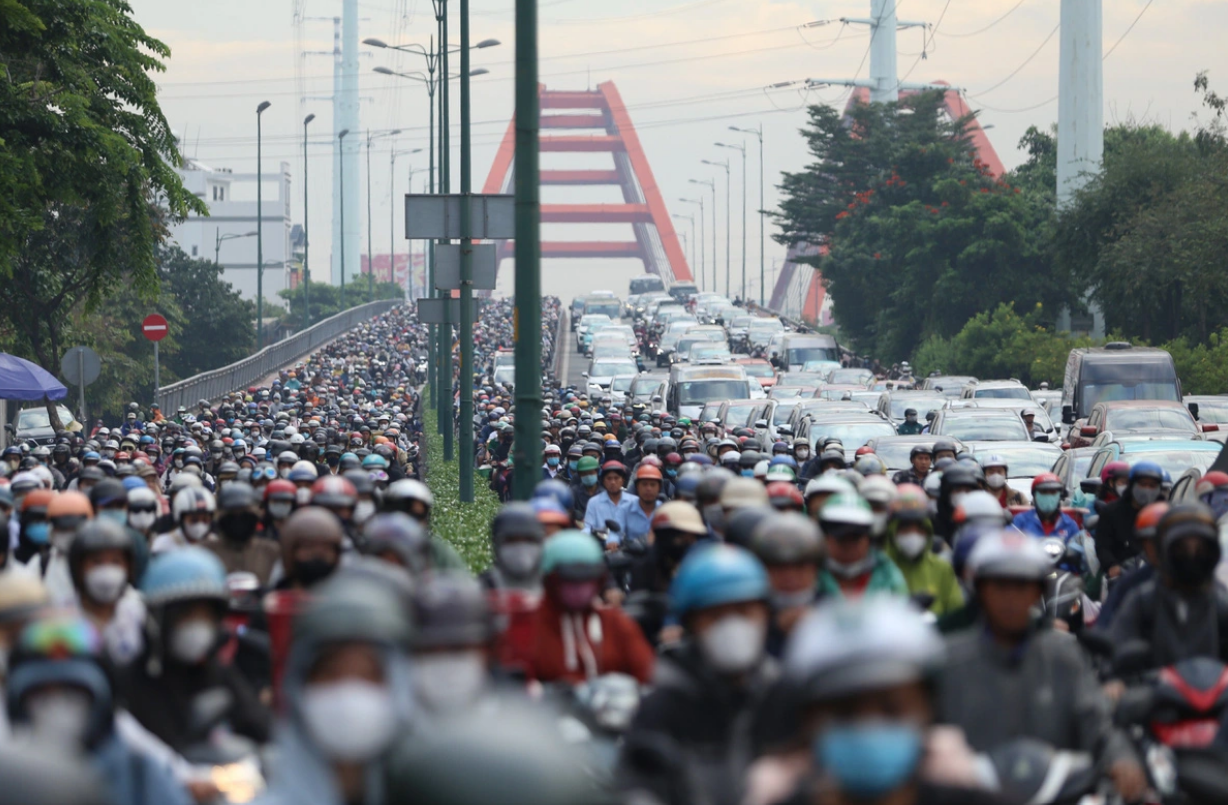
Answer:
585 358 638 397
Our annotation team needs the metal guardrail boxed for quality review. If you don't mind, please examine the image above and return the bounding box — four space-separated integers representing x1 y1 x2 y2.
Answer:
552 309 567 382
156 300 401 412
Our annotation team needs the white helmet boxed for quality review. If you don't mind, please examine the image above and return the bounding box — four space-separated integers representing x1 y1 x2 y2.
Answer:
386 478 434 508
803 473 855 501
169 473 203 493
858 475 897 507
173 487 216 521
967 530 1051 582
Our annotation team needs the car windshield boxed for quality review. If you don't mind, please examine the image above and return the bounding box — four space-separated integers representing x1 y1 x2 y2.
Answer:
611 376 636 392
788 346 839 365
941 415 1029 441
690 344 731 362
974 386 1031 400
807 421 895 450
889 395 947 420
975 447 1061 477
1072 452 1095 479
1191 402 1228 424
872 441 928 471
770 387 809 399
778 373 826 388
494 353 514 366
773 405 795 426
1125 448 1218 478
740 363 774 379
591 361 637 376
723 403 759 427
679 379 751 405
1105 408 1196 433
699 402 723 423
1081 360 1180 414
828 369 873 385
584 301 621 318
18 407 73 429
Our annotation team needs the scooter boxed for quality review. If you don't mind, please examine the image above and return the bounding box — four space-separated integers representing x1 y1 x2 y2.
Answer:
973 738 1101 805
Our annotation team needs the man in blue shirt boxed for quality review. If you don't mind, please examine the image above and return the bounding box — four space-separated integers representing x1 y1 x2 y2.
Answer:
623 463 663 544
583 461 634 545
1013 472 1082 540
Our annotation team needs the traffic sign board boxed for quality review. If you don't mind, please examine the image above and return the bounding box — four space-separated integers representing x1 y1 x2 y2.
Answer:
61 346 101 387
142 314 168 342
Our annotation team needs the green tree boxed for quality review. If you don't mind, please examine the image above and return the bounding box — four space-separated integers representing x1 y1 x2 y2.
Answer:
279 279 405 330
159 246 255 377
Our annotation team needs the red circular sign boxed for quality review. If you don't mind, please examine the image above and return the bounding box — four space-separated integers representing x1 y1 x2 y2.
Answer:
142 314 168 342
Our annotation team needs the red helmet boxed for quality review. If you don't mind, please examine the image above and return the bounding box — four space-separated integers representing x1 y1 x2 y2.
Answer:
855 445 875 457
1031 472 1063 493
599 461 628 480
1101 461 1130 483
634 464 663 483
310 476 357 508
1196 471 1228 497
766 481 804 511
1135 502 1170 540
264 479 297 502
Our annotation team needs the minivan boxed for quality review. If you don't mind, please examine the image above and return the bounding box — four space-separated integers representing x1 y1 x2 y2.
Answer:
772 334 841 372
664 365 752 419
1060 343 1182 425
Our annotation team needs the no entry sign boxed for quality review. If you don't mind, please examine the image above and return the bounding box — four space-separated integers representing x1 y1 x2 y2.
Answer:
142 314 168 342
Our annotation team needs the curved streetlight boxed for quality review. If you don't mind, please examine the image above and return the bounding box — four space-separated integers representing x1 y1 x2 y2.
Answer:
366 128 403 302
729 124 765 305
255 100 271 349
715 141 747 303
338 128 350 308
303 113 316 325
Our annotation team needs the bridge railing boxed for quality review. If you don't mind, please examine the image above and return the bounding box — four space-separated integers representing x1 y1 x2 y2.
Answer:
156 300 401 412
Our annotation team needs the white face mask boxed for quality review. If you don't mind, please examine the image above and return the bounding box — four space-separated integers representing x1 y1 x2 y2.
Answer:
51 529 75 553
84 564 127 604
413 652 487 712
896 531 928 560
698 615 766 674
183 521 211 542
985 473 1007 490
279 467 292 479
170 620 217 664
26 689 92 749
268 501 293 520
301 680 398 761
296 488 313 505
498 542 542 578
128 511 157 532
353 500 376 524
870 512 889 538
1116 482 1128 497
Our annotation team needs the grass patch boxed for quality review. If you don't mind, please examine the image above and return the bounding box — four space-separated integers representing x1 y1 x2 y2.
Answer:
421 387 498 572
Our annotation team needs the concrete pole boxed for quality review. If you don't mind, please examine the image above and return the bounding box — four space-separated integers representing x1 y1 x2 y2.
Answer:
869 0 899 103
341 0 361 292
1057 0 1105 337
458 0 475 502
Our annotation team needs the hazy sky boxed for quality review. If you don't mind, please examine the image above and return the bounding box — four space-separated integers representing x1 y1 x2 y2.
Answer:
131 0 1228 304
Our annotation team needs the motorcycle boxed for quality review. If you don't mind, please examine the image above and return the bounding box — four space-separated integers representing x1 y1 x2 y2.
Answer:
973 738 1101 805
551 673 643 787
1039 537 1089 633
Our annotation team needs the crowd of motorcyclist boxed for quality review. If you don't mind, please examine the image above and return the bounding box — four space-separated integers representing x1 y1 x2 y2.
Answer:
5 295 1228 805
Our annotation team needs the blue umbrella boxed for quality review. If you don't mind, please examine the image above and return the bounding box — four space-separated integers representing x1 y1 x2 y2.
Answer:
0 354 67 401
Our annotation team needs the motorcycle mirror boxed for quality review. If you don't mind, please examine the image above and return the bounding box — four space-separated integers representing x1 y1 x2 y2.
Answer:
1061 404 1074 425
1079 477 1102 495
605 519 621 533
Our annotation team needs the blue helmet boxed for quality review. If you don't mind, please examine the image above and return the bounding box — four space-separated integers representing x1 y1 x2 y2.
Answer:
670 544 768 620
533 479 574 513
121 476 146 492
140 547 228 608
769 455 799 470
1130 461 1164 484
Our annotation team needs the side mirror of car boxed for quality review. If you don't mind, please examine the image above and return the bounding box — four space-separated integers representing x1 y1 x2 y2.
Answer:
581 372 589 379
1189 402 1201 421
926 411 936 422
1033 434 1050 443
1062 404 1075 425
777 424 792 435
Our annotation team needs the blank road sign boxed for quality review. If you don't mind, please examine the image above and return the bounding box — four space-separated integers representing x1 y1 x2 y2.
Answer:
405 194 515 240
417 298 480 324
434 244 498 291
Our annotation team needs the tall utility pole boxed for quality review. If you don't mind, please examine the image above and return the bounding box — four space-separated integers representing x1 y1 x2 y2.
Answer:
1057 0 1104 337
458 0 475 502
255 100 271 350
511 0 541 500
702 158 731 297
716 141 747 303
679 197 704 291
366 129 402 303
730 124 764 306
688 178 716 293
339 129 351 307
339 0 360 288
303 114 315 325
436 0 453 463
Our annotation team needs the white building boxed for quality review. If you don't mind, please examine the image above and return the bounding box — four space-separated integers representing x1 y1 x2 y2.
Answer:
171 157 293 307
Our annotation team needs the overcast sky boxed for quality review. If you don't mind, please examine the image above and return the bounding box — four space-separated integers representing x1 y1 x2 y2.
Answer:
130 0 1227 304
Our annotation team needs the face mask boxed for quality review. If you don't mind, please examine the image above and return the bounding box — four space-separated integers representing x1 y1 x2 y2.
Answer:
183 521 211 542
296 557 337 587
665 468 677 479
279 467 291 479
26 689 93 749
268 501 293 520
580 474 598 488
218 512 258 543
129 511 156 532
546 457 560 468
699 615 766 674
1115 482 1128 497
25 522 49 545
499 542 542 578
84 564 127 604
741 469 755 478
170 620 217 664
174 458 184 469
896 531 928 560
1170 550 1216 587
413 652 487 712
771 588 814 610
1034 492 1061 515
1133 485 1160 507
568 460 579 472
555 580 599 611
815 721 922 800
985 473 1007 490
296 488 313 505
353 500 376 524
826 555 876 580
870 512 889 538
51 528 75 552
702 503 725 534
301 680 397 761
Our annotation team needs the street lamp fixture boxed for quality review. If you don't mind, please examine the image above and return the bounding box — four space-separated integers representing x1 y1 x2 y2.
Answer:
729 124 766 306
255 100 271 351
302 113 315 326
715 141 748 304
366 128 403 303
339 128 350 309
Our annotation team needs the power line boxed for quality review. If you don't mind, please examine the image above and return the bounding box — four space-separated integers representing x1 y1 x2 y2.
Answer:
898 0 950 85
937 0 1026 38
965 93 1057 114
1103 0 1154 61
967 22 1059 98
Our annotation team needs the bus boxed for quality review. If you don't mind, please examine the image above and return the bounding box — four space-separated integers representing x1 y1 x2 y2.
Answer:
629 274 666 296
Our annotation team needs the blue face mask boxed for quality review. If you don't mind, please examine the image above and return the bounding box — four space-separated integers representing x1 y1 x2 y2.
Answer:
815 722 922 800
581 474 598 488
665 468 677 479
99 509 128 526
568 460 579 472
741 469 755 478
25 521 50 545
546 457 560 468
1035 491 1061 515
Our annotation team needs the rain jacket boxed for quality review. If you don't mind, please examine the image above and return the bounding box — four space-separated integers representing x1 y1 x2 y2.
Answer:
525 593 655 685
882 520 964 616
816 550 909 599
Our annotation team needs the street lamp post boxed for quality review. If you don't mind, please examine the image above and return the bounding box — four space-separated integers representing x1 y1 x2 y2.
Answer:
214 230 258 267
255 100 271 351
366 129 402 304
678 198 705 292
701 158 731 298
688 179 716 293
672 212 695 280
303 114 315 326
716 141 747 305
730 124 765 307
391 150 422 301
338 128 351 309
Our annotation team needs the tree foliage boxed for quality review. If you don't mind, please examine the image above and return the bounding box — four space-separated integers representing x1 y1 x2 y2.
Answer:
279 279 406 330
774 91 1069 362
158 246 255 377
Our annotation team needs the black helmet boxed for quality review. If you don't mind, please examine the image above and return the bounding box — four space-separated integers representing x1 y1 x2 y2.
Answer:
723 506 775 549
68 519 133 580
491 503 544 546
751 512 825 565
411 573 496 650
909 444 933 459
216 481 256 512
739 450 762 470
695 471 731 505
362 513 431 574
941 463 981 491
932 438 958 456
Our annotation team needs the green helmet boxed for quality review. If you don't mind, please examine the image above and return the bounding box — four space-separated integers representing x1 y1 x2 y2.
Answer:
764 464 797 483
819 492 875 528
575 456 600 474
540 530 604 580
